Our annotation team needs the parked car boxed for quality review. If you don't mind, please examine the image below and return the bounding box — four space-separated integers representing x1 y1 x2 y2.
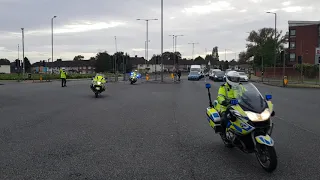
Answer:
188 71 201 80
238 72 249 82
212 71 225 82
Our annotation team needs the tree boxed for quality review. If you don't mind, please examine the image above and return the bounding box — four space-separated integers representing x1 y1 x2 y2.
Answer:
223 61 229 70
238 51 248 64
73 55 84 61
212 46 220 61
89 57 95 61
56 59 62 61
24 57 31 72
246 28 287 67
95 51 112 72
194 56 205 64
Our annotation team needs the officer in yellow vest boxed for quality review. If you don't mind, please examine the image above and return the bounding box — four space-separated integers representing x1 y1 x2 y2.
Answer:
216 71 242 145
60 67 67 87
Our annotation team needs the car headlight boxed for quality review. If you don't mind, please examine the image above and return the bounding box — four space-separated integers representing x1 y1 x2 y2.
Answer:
214 75 217 78
245 109 271 122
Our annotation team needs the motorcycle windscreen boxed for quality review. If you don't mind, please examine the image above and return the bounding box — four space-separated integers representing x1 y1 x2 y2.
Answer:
233 83 268 113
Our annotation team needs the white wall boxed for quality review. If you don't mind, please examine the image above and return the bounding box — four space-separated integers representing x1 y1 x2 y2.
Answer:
0 65 10 73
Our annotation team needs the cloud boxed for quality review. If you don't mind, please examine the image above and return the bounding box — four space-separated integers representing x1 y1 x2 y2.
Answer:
0 0 320 63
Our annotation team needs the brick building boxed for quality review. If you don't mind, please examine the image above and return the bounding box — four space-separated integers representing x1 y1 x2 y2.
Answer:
288 21 320 65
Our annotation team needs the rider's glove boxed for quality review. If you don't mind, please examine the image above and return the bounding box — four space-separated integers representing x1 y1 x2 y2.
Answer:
221 100 229 106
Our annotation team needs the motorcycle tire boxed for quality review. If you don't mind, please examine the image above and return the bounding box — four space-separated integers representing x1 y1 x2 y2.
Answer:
130 81 134 84
95 92 98 98
255 145 277 172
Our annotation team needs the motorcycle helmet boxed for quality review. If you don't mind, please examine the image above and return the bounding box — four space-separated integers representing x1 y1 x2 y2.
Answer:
226 71 240 87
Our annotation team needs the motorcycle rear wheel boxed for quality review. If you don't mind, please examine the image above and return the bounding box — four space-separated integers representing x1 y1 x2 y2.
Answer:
95 92 98 98
256 145 277 172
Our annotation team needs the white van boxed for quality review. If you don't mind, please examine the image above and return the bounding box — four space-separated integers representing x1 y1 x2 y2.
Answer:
190 65 203 78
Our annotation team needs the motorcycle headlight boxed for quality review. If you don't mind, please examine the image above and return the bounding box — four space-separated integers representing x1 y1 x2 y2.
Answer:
97 81 101 85
245 109 271 122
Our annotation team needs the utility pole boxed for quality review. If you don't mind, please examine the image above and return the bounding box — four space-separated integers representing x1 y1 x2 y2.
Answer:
21 28 25 80
136 18 158 62
51 16 57 74
267 12 277 78
160 0 164 82
188 42 199 60
114 36 117 81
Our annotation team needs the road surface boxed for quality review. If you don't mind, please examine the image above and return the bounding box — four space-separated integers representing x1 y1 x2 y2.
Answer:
0 77 320 179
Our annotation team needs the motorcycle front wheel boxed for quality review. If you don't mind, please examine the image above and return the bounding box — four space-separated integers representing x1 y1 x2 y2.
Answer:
95 92 99 98
255 145 277 172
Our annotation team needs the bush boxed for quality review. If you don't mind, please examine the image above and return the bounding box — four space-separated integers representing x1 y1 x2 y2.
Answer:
293 63 319 78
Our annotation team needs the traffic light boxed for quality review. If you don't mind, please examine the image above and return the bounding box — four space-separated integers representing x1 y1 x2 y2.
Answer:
298 56 302 64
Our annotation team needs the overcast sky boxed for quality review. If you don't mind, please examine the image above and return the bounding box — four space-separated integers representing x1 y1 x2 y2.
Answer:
0 0 319 63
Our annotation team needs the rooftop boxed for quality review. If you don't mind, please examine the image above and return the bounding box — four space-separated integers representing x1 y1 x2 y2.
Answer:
288 20 320 27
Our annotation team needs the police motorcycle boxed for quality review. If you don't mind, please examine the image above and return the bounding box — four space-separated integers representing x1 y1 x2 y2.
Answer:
205 82 277 172
90 74 107 98
129 71 141 84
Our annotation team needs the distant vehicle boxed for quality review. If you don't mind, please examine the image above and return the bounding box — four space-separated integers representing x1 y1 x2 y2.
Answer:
212 71 225 82
223 69 232 81
209 69 221 80
238 72 249 82
190 65 202 78
188 71 201 80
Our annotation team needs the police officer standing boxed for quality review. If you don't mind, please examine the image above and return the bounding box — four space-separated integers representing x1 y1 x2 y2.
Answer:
60 67 67 87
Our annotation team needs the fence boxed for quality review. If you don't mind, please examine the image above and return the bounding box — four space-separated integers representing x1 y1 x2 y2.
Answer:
254 67 320 85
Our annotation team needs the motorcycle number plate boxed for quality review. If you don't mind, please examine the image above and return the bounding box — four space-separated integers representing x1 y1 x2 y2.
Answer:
96 87 100 90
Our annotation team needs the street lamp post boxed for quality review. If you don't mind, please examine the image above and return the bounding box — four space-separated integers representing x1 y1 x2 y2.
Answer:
114 36 118 81
136 18 158 62
51 16 57 74
267 12 277 78
169 34 183 69
21 28 25 79
160 0 164 82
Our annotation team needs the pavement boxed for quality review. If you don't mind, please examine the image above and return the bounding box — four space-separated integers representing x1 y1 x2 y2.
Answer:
250 75 320 88
1 77 320 179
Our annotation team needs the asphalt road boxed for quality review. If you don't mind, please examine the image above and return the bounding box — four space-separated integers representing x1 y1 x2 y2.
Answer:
0 77 320 180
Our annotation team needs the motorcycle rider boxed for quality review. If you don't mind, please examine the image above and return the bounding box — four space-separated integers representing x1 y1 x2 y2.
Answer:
60 67 67 87
91 73 106 90
131 70 138 78
216 71 241 142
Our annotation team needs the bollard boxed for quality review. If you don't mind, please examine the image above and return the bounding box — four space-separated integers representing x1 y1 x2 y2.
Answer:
171 73 174 80
146 74 149 81
40 75 43 81
283 76 288 87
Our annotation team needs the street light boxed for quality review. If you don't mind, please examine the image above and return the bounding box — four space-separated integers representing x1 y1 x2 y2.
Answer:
21 28 25 79
266 11 277 78
51 15 57 74
169 34 184 68
136 18 158 62
160 0 164 82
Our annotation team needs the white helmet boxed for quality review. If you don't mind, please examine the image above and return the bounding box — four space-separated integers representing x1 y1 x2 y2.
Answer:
226 71 240 87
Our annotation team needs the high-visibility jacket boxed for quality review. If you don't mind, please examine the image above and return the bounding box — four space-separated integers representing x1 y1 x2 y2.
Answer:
60 69 67 79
